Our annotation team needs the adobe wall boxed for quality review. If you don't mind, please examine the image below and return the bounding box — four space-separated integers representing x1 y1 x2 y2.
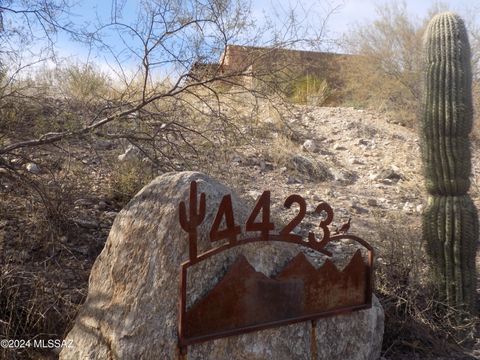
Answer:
219 45 357 93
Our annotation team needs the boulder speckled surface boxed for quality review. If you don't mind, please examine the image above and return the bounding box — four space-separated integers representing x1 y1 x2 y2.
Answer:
315 295 384 359
60 171 384 360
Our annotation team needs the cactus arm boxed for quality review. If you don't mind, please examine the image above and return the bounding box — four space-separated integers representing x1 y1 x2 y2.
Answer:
179 201 190 232
178 181 206 261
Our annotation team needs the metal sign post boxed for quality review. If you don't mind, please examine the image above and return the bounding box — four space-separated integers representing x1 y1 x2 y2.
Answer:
178 181 374 354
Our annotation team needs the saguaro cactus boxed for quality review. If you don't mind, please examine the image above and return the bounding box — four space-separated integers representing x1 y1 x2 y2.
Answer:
421 12 478 314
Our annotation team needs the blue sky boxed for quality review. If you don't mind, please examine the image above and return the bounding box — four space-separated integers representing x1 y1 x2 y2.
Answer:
24 0 480 76
251 0 479 41
319 0 475 34
60 0 479 49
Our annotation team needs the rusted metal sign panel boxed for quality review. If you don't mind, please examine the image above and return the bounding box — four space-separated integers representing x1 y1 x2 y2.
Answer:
178 181 374 353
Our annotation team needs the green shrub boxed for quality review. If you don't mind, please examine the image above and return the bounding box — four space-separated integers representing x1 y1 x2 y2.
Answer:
290 75 330 105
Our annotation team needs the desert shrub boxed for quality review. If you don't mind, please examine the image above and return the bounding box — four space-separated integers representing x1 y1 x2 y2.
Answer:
339 2 424 128
0 172 95 359
290 75 330 106
339 52 420 127
341 2 480 130
57 63 111 104
262 134 332 181
262 134 297 165
0 265 81 360
109 160 155 205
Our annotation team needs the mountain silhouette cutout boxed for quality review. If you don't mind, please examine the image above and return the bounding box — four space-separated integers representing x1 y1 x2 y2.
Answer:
185 250 368 339
276 250 367 312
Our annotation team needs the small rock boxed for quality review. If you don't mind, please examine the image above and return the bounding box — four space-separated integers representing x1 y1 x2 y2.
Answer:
416 204 423 213
379 169 403 182
286 176 303 185
247 156 261 167
367 199 378 207
301 113 315 122
376 258 386 265
231 155 242 164
247 190 262 199
403 202 414 213
10 158 23 166
390 164 401 172
306 205 315 214
94 140 115 150
333 144 347 151
290 155 332 181
351 202 369 214
331 169 358 185
98 201 108 211
348 157 364 165
358 139 369 146
104 211 118 219
26 163 41 174
74 199 92 207
73 218 99 229
118 145 142 162
51 347 62 356
302 139 317 153
259 160 274 172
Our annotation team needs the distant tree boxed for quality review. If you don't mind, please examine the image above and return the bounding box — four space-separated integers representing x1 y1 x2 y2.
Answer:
0 0 75 60
340 1 480 127
0 0 331 213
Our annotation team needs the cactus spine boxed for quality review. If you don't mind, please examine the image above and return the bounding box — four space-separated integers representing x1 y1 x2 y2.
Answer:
421 12 478 314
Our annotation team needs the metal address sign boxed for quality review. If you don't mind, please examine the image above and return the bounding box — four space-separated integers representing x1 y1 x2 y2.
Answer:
178 181 374 353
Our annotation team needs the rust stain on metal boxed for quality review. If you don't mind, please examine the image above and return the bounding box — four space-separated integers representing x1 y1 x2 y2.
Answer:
185 255 303 339
178 180 374 353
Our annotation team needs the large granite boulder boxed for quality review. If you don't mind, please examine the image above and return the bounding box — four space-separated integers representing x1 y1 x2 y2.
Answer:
61 171 384 359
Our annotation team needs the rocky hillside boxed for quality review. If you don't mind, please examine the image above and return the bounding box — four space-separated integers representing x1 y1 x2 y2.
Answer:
1 104 479 359
246 105 480 242
224 106 477 238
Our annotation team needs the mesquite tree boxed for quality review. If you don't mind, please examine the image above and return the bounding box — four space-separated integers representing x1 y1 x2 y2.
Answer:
421 12 478 315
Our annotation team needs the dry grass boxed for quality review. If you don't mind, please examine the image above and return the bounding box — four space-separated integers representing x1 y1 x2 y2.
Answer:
0 192 93 359
372 212 479 359
261 133 332 182
109 160 155 206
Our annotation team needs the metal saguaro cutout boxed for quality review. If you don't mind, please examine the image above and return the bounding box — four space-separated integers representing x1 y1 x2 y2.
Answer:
178 181 374 353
